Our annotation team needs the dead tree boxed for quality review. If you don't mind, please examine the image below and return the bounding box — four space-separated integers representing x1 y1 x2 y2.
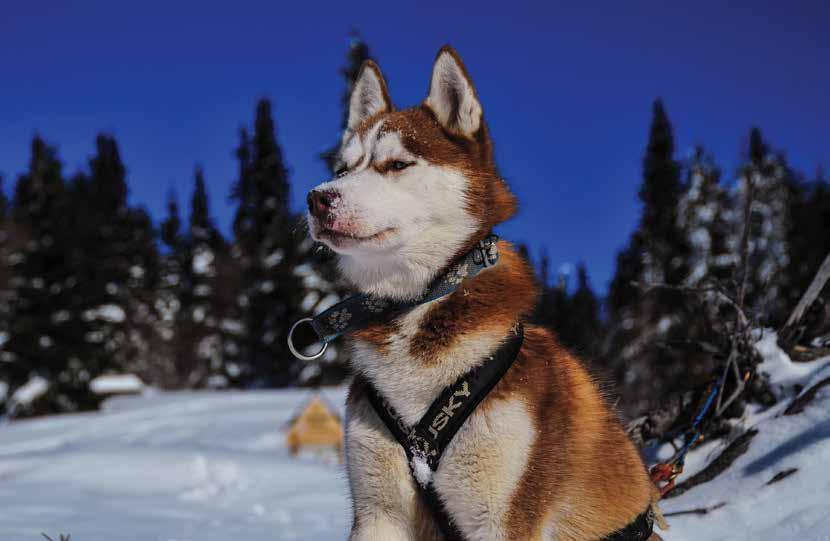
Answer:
779 251 830 349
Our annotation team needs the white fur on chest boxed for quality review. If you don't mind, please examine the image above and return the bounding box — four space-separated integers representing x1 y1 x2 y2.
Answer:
349 299 509 427
345 389 535 541
435 398 534 540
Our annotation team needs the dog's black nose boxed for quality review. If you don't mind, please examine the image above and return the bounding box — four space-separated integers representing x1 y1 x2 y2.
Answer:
307 189 340 220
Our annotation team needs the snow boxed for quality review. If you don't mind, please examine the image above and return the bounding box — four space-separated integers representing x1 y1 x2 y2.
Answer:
263 250 284 268
84 304 126 323
0 388 350 541
192 250 214 275
754 332 814 395
410 454 433 487
301 290 320 312
1 335 828 540
89 374 145 395
9 376 48 406
661 336 830 541
221 318 244 335
314 293 340 314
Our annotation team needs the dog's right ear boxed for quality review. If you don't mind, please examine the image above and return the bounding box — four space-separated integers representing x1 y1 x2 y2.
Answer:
424 46 483 138
347 60 393 132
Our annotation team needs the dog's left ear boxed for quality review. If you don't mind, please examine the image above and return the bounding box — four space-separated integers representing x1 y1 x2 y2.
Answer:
347 60 393 132
424 46 483 138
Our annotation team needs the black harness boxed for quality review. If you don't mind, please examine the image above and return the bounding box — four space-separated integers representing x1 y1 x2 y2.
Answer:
359 327 653 541
359 323 525 541
287 233 655 541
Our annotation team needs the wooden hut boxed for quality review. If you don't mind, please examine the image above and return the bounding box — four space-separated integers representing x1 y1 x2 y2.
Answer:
285 394 343 460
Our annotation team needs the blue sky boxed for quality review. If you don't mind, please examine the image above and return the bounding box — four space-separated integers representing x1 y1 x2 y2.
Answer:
1 1 827 292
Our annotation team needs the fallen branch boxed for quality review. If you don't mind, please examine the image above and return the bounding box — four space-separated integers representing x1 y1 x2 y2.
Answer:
765 467 798 486
783 376 830 416
662 501 726 517
663 429 758 499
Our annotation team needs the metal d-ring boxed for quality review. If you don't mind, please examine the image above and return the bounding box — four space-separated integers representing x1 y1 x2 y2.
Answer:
287 318 328 361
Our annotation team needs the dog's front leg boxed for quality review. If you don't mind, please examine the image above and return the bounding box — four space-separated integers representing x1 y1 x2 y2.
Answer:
349 513 414 541
345 394 420 541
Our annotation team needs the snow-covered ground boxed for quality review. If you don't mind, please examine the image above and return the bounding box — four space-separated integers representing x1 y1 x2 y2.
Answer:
0 334 828 540
0 388 351 541
660 335 830 541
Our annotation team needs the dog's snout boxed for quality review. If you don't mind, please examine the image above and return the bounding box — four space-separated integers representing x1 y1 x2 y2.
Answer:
307 189 340 220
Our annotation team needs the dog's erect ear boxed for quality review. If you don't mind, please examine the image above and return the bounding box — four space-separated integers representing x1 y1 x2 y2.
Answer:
347 60 392 132
424 46 483 137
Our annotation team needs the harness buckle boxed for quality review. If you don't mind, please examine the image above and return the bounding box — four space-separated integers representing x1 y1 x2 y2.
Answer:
473 235 499 268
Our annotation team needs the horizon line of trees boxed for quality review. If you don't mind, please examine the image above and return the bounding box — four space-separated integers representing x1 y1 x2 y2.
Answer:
1 35 828 420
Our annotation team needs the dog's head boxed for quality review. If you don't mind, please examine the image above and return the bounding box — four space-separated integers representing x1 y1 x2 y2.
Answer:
307 46 516 300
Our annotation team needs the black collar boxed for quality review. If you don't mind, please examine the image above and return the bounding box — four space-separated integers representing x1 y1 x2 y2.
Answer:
288 234 499 361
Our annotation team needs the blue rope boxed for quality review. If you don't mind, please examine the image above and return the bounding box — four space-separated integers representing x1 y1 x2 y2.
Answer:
671 378 723 466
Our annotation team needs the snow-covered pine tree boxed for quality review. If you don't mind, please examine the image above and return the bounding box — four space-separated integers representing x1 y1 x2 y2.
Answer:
0 176 14 413
230 100 303 387
605 100 696 417
67 135 159 392
150 190 185 387
5 137 87 414
180 167 229 387
731 128 797 322
677 146 735 286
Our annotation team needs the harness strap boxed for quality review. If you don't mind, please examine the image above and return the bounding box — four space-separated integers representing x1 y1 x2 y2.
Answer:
361 323 524 541
361 319 654 541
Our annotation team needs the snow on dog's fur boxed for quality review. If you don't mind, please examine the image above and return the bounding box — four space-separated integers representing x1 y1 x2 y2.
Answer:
307 46 660 541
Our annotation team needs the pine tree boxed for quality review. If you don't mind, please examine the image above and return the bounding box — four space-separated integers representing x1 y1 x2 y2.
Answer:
161 191 182 250
152 190 185 387
0 175 14 410
320 33 375 172
5 137 83 414
181 166 227 387
560 264 603 359
605 101 696 416
68 135 159 388
230 100 302 386
731 128 796 321
677 146 734 285
638 99 690 286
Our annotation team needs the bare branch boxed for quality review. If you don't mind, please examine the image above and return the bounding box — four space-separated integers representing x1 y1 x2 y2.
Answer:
736 170 755 314
632 281 749 328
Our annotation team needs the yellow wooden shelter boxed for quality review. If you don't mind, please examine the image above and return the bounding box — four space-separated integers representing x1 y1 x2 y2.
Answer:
285 394 344 460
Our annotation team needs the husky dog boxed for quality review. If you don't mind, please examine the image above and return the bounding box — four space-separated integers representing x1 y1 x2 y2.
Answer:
306 46 660 541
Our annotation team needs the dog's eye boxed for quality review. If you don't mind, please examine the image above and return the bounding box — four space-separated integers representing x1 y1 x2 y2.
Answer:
390 160 413 172
335 166 349 178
